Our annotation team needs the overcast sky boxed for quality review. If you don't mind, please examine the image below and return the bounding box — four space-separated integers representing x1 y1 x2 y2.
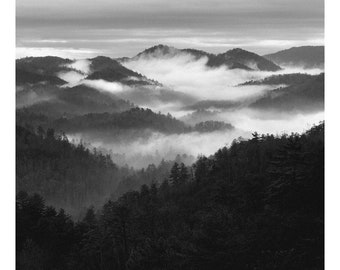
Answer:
16 0 324 59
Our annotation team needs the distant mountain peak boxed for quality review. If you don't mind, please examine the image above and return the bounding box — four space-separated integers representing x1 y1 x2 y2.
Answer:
263 46 324 68
226 48 248 53
136 44 178 58
217 48 281 71
128 44 281 71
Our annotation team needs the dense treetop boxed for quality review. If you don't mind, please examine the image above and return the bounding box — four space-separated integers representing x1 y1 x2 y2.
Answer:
17 122 324 270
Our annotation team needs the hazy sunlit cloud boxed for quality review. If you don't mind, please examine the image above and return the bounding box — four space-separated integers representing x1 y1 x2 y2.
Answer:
16 47 100 59
66 59 91 74
81 80 125 94
123 53 291 101
16 33 324 59
17 0 323 57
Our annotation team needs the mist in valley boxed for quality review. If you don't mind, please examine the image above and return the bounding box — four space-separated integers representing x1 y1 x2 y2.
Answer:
49 51 324 169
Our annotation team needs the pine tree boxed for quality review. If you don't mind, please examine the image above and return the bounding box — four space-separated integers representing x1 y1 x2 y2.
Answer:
169 162 181 185
179 163 189 184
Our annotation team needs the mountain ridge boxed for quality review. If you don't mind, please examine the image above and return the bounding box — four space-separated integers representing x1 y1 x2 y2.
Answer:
125 44 281 71
263 46 324 68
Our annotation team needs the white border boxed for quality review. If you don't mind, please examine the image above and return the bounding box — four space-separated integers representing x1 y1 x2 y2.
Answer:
325 0 340 269
0 0 15 269
1 0 339 269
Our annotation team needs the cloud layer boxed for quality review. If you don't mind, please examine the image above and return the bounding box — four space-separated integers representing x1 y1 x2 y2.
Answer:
16 0 324 58
57 52 324 168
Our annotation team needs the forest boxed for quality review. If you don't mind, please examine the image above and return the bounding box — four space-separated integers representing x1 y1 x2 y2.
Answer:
16 124 191 215
17 122 324 270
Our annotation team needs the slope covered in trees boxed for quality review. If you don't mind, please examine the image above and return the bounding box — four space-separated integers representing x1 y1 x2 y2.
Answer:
47 107 190 135
240 73 315 86
17 123 324 270
127 44 281 71
263 46 324 69
16 125 122 215
16 56 72 76
212 48 281 71
16 68 67 85
16 84 134 118
86 56 161 86
18 107 234 139
16 124 190 215
250 73 324 112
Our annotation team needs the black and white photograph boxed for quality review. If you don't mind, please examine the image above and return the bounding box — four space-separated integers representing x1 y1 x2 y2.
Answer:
1 0 334 269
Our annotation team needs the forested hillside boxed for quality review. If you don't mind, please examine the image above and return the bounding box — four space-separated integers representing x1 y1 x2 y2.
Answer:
264 46 324 69
16 125 122 215
17 122 324 270
128 44 281 71
16 125 188 215
16 84 134 118
52 107 190 134
250 73 324 112
240 73 315 86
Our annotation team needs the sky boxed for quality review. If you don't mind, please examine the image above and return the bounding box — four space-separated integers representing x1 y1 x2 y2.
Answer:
16 0 324 59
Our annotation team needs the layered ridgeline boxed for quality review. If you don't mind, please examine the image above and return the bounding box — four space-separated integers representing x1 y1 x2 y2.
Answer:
249 73 324 112
16 56 138 116
15 45 325 214
183 73 324 113
16 124 194 216
16 55 198 116
16 46 324 121
17 107 235 140
16 46 324 269
16 55 161 86
17 84 134 117
17 123 324 270
263 46 324 69
123 44 281 71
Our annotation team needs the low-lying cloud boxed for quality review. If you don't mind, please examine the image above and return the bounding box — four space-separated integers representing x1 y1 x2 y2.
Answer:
48 52 324 169
123 54 295 101
68 129 249 168
66 59 91 74
58 70 87 85
81 79 125 94
67 109 323 169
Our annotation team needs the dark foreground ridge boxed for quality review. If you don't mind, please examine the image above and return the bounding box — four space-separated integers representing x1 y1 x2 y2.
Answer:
17 122 324 270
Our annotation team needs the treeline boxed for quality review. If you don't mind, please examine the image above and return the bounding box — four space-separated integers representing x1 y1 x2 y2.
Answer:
240 73 314 86
17 122 324 269
52 107 190 134
16 125 121 216
250 73 324 112
18 107 235 137
16 125 187 215
194 120 234 133
113 157 192 197
16 84 134 118
54 111 234 134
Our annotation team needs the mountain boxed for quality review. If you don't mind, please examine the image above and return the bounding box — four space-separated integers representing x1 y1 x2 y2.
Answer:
250 73 324 112
194 120 234 132
16 125 122 215
240 73 314 86
133 44 180 59
17 123 324 270
16 56 162 87
16 68 67 85
263 46 324 69
211 48 281 71
134 45 212 62
51 107 191 135
86 56 161 86
127 44 281 71
184 100 241 111
16 56 72 76
16 84 134 120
